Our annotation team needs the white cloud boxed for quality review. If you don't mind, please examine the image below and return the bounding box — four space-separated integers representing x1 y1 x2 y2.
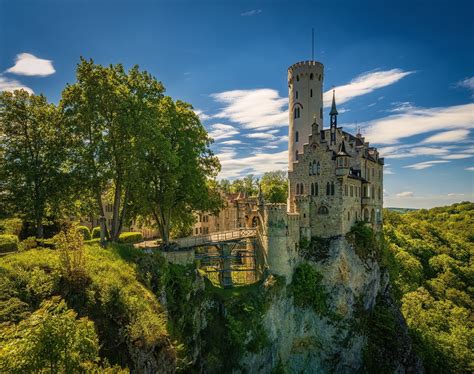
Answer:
220 140 242 145
421 129 470 144
323 69 414 107
441 154 473 160
396 191 414 198
6 53 55 77
363 103 474 144
466 166 474 171
384 168 395 175
456 77 474 91
216 148 287 179
385 193 474 209
211 89 287 130
241 9 262 16
0 75 33 94
403 160 450 170
245 132 275 140
194 109 211 121
208 123 239 140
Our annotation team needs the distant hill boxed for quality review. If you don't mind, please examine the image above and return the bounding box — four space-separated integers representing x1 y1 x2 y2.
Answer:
386 207 419 214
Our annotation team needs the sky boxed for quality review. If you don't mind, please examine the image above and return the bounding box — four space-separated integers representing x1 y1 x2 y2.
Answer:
0 0 473 208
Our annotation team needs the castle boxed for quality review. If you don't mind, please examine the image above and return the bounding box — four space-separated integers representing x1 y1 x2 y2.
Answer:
259 59 384 277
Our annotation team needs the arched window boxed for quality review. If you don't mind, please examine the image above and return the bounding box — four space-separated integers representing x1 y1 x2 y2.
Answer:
331 182 335 195
294 108 297 119
318 206 329 215
326 182 330 196
311 183 314 196
296 183 300 195
300 184 304 194
310 89 313 97
309 161 312 175
297 75 300 82
317 162 321 175
315 182 318 196
295 131 299 143
295 150 299 161
310 73 314 80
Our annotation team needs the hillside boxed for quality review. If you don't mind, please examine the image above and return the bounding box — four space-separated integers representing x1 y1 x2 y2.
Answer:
383 202 473 373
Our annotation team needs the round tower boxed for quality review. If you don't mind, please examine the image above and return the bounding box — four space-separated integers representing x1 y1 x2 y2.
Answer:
288 60 324 171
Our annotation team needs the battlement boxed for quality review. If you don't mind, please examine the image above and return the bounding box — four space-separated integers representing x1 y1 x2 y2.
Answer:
288 60 324 72
264 203 287 212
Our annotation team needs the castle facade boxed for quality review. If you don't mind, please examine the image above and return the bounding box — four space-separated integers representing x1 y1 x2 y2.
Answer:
260 60 384 277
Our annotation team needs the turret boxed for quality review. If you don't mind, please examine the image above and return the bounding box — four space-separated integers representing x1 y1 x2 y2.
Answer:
336 140 350 176
288 60 324 171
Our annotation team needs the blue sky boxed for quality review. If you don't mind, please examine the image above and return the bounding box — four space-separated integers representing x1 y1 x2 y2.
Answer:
1 0 473 208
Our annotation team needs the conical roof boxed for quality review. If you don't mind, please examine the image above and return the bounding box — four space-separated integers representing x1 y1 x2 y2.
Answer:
330 90 338 116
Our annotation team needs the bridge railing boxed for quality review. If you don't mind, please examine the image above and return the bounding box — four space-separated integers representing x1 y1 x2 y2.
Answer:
174 227 257 248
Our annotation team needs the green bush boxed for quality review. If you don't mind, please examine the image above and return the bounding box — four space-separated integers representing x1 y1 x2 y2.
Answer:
76 225 91 240
0 234 19 253
118 232 143 243
0 218 23 236
91 227 101 239
84 238 101 245
289 263 328 315
18 236 38 251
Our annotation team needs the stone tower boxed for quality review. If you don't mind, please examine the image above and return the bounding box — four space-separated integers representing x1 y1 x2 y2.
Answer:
288 60 324 171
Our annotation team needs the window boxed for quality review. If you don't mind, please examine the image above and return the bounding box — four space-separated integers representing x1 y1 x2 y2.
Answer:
300 184 304 194
295 150 299 161
295 91 298 99
315 182 318 196
318 206 329 215
344 184 348 196
326 182 330 196
310 89 313 97
371 186 375 199
310 73 314 80
316 162 321 175
319 74 322 81
295 131 299 142
309 161 312 175
311 183 314 196
297 75 300 82
320 107 323 119
331 182 335 195
294 108 297 119
378 187 381 200
296 184 299 195
350 185 353 197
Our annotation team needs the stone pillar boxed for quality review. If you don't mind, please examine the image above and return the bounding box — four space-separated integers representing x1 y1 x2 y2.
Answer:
221 244 233 288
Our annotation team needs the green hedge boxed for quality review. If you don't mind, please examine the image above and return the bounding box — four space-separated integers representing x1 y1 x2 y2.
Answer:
77 226 91 241
0 218 23 236
0 234 19 253
118 232 143 244
19 236 38 251
91 227 101 239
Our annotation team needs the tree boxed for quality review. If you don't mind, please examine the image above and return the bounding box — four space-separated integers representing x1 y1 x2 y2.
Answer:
260 170 288 203
133 97 222 244
0 90 67 237
61 58 165 241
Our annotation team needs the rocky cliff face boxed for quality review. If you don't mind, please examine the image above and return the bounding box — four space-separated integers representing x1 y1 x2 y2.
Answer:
164 233 423 373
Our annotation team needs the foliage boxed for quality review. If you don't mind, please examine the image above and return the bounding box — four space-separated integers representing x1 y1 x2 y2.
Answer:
61 58 165 241
132 97 222 244
18 236 38 251
0 238 173 371
299 235 331 262
0 296 100 373
91 226 101 239
0 90 68 237
346 221 379 260
0 218 22 236
118 231 143 243
77 225 91 240
57 225 88 287
383 202 474 373
260 170 288 203
289 263 328 315
0 234 19 253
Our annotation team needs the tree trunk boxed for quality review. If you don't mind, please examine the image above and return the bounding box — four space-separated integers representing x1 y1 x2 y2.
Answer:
36 218 44 238
96 188 109 240
111 179 122 241
117 186 129 237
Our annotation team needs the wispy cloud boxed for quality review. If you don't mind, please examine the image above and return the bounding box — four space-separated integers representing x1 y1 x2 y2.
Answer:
465 166 474 171
363 103 474 144
323 69 414 107
404 160 450 170
0 75 33 93
6 53 55 77
421 129 470 144
220 140 243 145
456 76 474 93
241 9 262 16
245 132 276 140
194 109 211 121
396 191 414 198
211 89 287 130
208 123 239 140
217 148 287 179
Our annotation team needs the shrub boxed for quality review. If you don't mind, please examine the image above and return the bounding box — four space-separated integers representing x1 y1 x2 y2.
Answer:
77 226 91 241
0 234 19 253
0 218 23 236
289 263 328 315
346 221 378 260
56 226 88 287
118 232 143 244
18 236 38 251
91 227 101 239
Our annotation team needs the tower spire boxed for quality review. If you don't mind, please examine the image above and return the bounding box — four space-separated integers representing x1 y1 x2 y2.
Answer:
329 89 338 144
330 89 338 115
